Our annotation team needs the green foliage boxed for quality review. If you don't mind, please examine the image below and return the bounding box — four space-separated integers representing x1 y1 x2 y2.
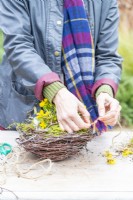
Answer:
116 74 133 126
117 30 133 126
118 30 133 75
15 98 88 137
0 30 4 63
16 98 64 137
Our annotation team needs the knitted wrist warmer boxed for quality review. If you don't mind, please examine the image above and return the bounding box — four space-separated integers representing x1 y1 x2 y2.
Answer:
95 84 114 98
43 82 66 103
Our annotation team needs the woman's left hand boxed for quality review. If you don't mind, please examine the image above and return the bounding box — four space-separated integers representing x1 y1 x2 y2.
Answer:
96 92 121 126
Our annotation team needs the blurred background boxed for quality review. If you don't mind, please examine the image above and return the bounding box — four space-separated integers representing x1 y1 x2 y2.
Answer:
0 1 133 127
117 0 133 127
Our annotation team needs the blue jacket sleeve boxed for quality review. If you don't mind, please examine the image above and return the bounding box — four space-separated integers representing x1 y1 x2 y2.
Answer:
0 0 60 96
92 0 123 97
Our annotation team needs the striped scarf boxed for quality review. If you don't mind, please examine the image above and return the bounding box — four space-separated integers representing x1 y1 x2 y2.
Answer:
61 0 106 134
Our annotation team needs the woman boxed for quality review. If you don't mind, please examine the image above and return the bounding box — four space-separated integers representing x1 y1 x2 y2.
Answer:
0 0 122 133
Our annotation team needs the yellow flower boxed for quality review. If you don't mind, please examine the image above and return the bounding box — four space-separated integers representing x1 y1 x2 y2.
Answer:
39 121 47 129
36 110 51 119
44 98 48 103
104 151 113 159
104 151 116 165
39 101 45 108
39 98 49 108
107 158 116 165
43 111 51 117
36 110 45 119
122 149 133 157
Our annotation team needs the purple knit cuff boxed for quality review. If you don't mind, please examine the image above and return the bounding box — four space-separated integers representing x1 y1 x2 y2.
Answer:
34 72 61 100
92 78 118 98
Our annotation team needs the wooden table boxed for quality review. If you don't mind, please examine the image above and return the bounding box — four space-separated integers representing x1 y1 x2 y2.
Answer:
0 129 133 200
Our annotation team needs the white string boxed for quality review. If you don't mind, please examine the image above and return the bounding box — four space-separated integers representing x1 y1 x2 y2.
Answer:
0 147 53 185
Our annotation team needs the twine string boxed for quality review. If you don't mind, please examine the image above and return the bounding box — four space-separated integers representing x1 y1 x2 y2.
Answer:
111 121 123 148
0 187 19 200
0 147 53 186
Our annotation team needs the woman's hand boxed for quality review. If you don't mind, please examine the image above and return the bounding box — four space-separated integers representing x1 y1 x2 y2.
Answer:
53 88 91 133
96 92 121 126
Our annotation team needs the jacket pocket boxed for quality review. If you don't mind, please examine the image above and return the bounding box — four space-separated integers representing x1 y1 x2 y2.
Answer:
5 81 37 126
11 81 36 102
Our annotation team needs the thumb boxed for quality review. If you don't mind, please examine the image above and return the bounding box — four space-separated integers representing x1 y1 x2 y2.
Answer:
96 96 106 117
78 101 90 123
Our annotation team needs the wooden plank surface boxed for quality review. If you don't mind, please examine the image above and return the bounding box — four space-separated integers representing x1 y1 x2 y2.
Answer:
0 129 133 200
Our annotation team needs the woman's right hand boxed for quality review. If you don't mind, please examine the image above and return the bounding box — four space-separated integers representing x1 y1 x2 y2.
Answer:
53 88 91 133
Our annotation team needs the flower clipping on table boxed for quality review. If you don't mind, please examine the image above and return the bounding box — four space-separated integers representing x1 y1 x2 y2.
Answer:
122 148 133 157
103 151 116 165
121 138 133 157
103 137 133 165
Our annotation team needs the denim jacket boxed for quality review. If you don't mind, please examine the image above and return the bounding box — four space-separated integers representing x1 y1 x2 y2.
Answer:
0 0 122 128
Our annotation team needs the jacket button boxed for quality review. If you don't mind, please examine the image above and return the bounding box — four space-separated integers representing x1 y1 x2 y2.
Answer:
57 20 62 25
54 51 60 57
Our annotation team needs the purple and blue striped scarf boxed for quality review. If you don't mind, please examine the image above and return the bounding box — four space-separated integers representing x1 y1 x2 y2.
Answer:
61 0 106 134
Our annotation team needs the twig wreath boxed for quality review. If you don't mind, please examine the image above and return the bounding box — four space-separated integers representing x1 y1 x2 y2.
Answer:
15 99 94 161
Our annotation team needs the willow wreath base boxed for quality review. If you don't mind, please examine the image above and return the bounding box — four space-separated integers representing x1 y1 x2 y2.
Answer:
16 130 94 162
